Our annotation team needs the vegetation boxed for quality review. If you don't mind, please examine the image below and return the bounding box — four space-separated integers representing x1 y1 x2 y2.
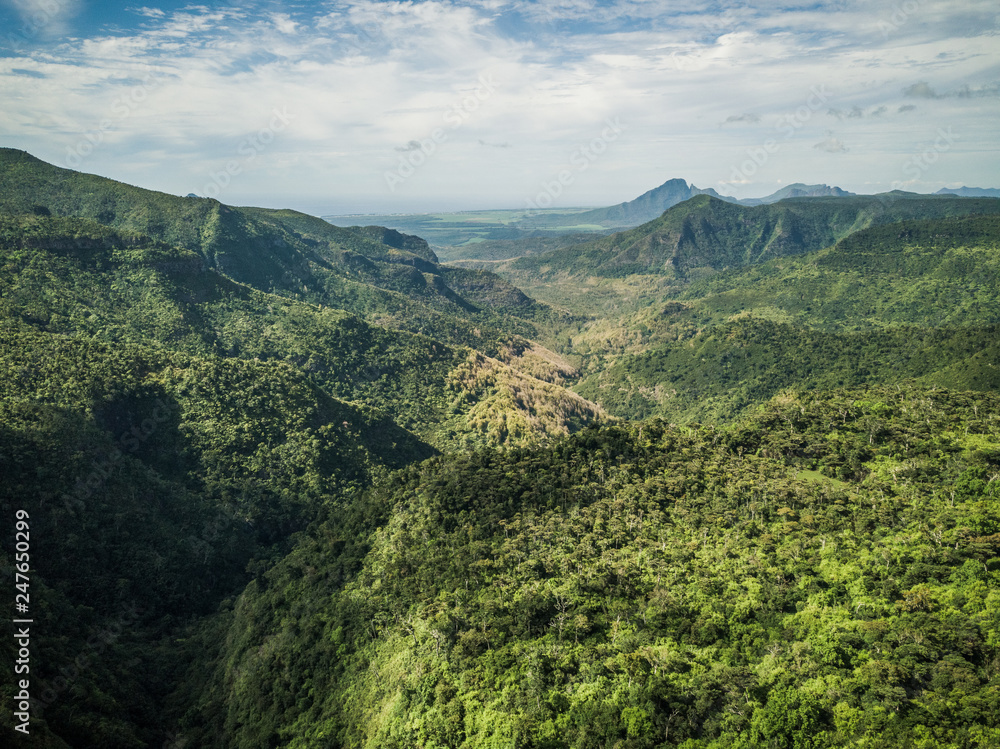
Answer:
0 196 596 450
574 320 1000 423
568 214 1000 423
679 214 1000 331
0 325 428 746
2 150 999 748
503 193 1000 282
176 387 1000 749
0 148 549 352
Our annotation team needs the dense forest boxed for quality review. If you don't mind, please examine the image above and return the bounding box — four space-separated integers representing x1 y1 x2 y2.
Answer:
179 388 1000 749
1 150 999 748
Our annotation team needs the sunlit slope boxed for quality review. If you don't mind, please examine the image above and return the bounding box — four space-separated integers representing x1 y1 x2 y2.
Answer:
176 386 1000 749
571 214 1000 422
0 148 545 350
0 212 604 449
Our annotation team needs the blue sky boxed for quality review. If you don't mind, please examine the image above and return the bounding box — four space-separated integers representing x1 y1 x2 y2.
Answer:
1 1 998 214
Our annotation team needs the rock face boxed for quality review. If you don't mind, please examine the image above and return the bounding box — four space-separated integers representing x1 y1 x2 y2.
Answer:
567 178 737 227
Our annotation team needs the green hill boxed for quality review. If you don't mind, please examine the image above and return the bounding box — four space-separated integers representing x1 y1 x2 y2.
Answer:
4 148 1000 749
506 193 1000 282
0 152 606 450
0 324 433 746
0 154 606 747
574 319 1000 422
173 386 1000 749
0 213 603 451
569 214 1000 422
678 214 1000 330
0 148 544 350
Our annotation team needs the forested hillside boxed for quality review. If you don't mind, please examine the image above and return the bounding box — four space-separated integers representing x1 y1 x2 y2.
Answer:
2 151 999 748
569 214 1000 423
175 387 1000 749
0 326 428 746
0 148 546 351
0 151 603 746
504 193 1000 282
0 158 604 451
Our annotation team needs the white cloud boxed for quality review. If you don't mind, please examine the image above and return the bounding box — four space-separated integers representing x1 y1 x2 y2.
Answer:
1 0 997 211
814 134 848 153
3 0 81 40
270 13 297 35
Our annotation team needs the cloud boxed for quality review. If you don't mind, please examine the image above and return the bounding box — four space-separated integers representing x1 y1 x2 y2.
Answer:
271 14 298 35
9 67 46 78
721 113 760 126
814 135 848 153
903 81 941 99
3 0 81 40
2 0 998 211
955 82 1000 98
828 104 889 120
133 8 166 19
903 80 1000 100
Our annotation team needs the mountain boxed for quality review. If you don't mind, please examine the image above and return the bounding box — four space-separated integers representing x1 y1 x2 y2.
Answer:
0 148 543 353
522 180 857 228
5 148 1000 749
0 323 435 746
0 165 606 453
174 386 1000 749
680 213 1000 330
557 178 733 227
935 186 1000 198
0 151 607 745
567 213 1000 423
740 182 855 205
504 192 1000 282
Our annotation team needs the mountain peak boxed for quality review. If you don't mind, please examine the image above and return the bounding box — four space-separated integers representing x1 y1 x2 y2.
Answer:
935 186 1000 198
564 178 729 227
739 183 855 206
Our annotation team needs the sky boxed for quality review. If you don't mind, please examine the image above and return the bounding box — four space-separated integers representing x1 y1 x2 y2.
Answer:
1 0 998 215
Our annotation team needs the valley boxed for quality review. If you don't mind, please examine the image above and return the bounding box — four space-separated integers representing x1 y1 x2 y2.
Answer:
1 149 999 748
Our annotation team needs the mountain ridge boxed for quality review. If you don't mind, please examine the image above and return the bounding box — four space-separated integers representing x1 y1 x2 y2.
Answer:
504 192 1000 282
0 148 546 349
4 146 1000 749
936 186 1000 198
574 179 860 225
